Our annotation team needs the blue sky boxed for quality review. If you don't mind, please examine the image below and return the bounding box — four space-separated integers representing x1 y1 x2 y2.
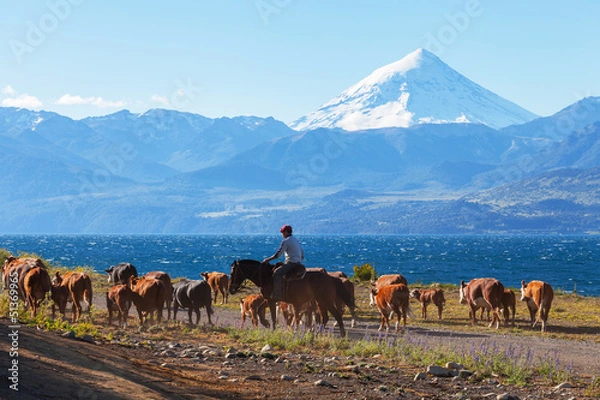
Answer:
1 0 598 122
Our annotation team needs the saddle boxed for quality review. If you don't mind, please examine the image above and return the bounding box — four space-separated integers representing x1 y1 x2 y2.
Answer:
275 262 307 300
273 262 307 281
286 263 307 281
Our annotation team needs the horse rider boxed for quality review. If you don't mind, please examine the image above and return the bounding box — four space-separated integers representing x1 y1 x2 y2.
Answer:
262 225 305 301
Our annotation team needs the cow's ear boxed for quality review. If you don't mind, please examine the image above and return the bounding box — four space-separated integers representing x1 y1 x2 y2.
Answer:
521 280 526 287
460 280 465 287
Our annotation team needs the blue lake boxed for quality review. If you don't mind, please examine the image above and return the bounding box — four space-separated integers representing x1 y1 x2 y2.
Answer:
1 234 598 296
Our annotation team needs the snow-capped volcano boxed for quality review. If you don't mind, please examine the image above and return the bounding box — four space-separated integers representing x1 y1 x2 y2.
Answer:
290 48 538 131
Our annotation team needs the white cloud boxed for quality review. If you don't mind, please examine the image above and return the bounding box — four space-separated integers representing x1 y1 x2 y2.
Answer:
150 94 169 106
1 93 43 109
1 85 43 109
55 94 87 105
2 85 17 96
56 94 127 108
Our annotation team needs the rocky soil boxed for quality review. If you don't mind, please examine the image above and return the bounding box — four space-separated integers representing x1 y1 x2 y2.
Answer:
1 297 598 400
1 280 599 399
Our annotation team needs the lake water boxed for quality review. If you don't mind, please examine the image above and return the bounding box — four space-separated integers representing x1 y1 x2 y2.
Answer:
1 234 598 296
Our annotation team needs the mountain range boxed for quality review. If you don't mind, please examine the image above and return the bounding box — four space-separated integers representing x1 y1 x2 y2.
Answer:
2 49 600 234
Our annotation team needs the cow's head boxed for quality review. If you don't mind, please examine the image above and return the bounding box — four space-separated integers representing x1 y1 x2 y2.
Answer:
52 271 63 286
459 280 468 304
520 280 529 302
2 256 16 273
410 289 421 300
127 275 139 291
50 285 69 315
368 287 379 306
105 266 115 283
200 272 209 281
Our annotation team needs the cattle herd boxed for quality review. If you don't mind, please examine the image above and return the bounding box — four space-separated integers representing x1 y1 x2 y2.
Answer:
2 256 555 335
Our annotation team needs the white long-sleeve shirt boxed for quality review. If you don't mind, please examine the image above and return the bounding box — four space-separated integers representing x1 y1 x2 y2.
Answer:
270 235 304 264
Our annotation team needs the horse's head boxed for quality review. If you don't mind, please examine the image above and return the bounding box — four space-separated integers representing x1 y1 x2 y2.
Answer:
229 259 267 294
228 260 243 294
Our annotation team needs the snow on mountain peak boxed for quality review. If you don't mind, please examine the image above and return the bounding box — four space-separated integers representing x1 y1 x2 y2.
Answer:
358 48 435 84
290 49 538 131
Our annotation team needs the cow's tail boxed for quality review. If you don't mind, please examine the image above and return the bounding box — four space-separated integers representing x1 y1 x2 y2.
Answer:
205 288 214 318
487 284 504 329
41 269 52 299
538 282 550 329
83 275 93 311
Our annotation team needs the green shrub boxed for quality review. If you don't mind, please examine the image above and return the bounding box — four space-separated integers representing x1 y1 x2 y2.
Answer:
0 249 13 266
352 263 377 282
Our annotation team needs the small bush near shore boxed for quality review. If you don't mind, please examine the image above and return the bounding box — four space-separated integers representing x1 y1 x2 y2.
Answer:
353 263 377 282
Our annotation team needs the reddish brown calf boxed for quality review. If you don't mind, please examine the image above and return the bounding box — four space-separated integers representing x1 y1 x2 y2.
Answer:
23 266 51 317
373 283 410 333
474 288 516 327
410 288 445 320
128 276 167 325
240 294 270 328
51 271 93 323
107 284 132 328
145 271 173 320
502 289 516 326
200 272 229 304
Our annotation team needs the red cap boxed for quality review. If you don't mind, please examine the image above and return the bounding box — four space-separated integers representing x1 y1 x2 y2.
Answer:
280 225 292 234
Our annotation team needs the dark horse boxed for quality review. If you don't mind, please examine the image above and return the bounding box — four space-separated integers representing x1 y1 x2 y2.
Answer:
228 259 355 337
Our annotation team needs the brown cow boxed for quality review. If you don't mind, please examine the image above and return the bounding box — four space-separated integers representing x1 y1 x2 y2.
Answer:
128 276 167 325
459 278 504 329
521 280 554 332
23 266 51 317
292 268 355 329
3 257 46 300
145 271 173 320
280 271 356 330
475 288 516 327
240 294 270 328
373 283 410 333
277 300 319 329
329 272 356 328
370 274 408 306
106 284 132 328
278 301 295 327
502 289 516 326
410 288 445 320
51 271 93 322
200 272 229 304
